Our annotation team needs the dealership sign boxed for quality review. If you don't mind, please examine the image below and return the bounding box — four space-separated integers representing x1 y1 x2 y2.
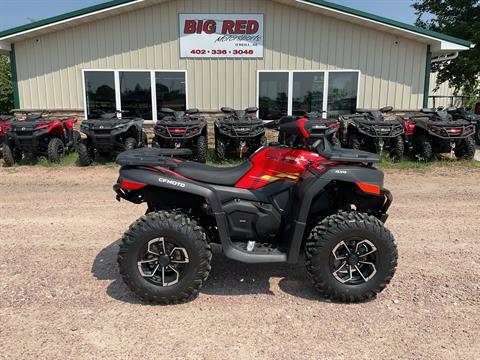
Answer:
179 14 264 58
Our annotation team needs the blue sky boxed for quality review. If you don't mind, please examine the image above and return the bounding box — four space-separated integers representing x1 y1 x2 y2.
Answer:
0 0 420 31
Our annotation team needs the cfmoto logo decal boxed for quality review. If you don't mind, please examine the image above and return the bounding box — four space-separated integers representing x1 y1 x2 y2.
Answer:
158 178 186 188
22 127 26 131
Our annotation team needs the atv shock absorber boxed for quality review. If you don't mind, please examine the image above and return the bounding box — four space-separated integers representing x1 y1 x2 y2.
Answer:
239 141 246 158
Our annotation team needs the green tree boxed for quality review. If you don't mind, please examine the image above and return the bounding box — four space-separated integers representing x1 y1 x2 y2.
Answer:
0 55 13 113
412 0 480 98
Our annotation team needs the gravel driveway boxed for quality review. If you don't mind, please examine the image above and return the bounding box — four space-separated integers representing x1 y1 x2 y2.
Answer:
0 166 479 359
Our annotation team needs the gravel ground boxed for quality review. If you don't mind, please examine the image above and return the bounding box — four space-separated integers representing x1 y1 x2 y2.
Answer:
0 166 479 359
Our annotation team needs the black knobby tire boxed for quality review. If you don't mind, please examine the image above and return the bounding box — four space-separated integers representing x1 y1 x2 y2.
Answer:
215 137 226 161
2 144 19 167
454 137 476 160
124 137 137 150
305 211 398 303
195 135 207 163
47 137 65 163
388 135 404 162
77 140 93 166
118 211 212 304
414 134 433 162
348 133 361 150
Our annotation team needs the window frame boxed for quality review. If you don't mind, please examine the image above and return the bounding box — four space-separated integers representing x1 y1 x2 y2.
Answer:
256 69 361 118
82 69 188 121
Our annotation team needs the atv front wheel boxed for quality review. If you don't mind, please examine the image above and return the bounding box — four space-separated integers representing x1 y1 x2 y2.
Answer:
388 135 404 162
195 135 207 163
2 144 21 167
118 211 212 304
47 137 65 163
124 137 137 150
305 211 397 303
454 137 476 160
77 140 94 166
215 137 226 161
413 135 433 162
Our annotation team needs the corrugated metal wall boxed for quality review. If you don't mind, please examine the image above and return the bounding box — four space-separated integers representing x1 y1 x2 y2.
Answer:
428 72 463 108
14 0 427 112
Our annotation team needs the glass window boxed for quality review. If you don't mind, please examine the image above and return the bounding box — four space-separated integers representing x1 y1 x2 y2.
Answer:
120 71 152 119
156 72 186 111
259 72 289 120
84 71 116 118
292 72 324 116
327 72 359 117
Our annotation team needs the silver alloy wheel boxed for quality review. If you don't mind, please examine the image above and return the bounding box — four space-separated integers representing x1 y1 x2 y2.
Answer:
331 239 377 284
137 237 189 287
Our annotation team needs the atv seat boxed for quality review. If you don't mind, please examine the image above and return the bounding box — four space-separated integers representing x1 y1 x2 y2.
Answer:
175 161 252 186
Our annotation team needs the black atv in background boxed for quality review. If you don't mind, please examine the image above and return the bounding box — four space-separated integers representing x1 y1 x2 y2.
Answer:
276 112 341 148
152 108 207 163
215 107 266 160
408 108 475 161
77 111 147 166
340 106 405 161
446 106 480 146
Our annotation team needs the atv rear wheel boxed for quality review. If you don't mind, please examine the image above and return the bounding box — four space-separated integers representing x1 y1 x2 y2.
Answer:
118 211 212 304
454 137 475 160
388 135 404 162
77 140 94 166
305 211 397 303
413 134 433 162
195 135 207 163
348 133 361 150
2 144 21 167
215 137 226 161
47 137 65 163
124 137 137 150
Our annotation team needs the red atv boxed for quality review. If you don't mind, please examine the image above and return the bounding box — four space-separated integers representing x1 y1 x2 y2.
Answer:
0 114 15 159
2 112 79 166
113 118 398 304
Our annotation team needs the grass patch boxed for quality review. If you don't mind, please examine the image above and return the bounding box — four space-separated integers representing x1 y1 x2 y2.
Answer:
206 149 243 166
377 154 480 170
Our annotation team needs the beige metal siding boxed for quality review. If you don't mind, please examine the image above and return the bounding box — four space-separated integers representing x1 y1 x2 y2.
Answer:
428 72 462 108
15 0 427 113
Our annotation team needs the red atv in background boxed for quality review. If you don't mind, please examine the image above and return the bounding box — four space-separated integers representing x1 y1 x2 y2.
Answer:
2 112 79 167
400 108 475 161
0 114 15 159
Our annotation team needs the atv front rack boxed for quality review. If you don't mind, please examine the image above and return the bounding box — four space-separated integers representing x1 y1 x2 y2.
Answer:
116 148 192 167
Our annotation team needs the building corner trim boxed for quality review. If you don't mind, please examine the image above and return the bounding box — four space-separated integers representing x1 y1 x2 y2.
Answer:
423 44 432 108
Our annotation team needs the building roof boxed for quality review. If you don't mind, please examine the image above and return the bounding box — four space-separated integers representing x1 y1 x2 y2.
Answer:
0 0 472 52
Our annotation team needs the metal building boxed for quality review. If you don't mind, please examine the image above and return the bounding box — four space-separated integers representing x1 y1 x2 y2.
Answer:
0 0 472 120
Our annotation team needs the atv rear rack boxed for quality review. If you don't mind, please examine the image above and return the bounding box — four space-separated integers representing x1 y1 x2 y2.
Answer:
116 148 193 167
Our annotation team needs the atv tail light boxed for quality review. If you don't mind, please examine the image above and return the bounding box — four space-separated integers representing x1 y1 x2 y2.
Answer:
170 128 186 133
356 182 381 195
120 180 146 190
446 128 462 134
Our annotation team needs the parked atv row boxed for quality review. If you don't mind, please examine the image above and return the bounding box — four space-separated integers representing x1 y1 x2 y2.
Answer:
1 112 79 167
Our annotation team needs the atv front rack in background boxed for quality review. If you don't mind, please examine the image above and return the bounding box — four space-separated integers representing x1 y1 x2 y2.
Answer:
412 116 475 140
116 148 192 167
349 117 404 138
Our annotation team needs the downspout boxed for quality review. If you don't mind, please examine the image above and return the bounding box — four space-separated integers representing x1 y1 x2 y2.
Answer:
423 44 432 108
9 43 20 110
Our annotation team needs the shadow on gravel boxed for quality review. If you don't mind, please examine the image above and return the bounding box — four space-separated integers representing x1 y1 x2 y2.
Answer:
92 240 326 304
